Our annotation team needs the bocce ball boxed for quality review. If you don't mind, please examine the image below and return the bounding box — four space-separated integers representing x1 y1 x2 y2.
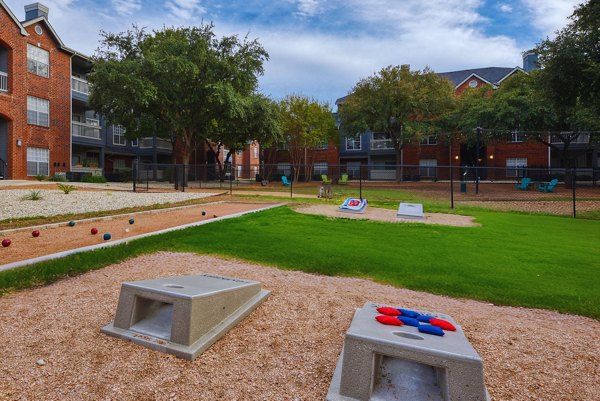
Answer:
124 228 130 233
91 227 98 235
1 239 11 247
68 221 76 227
103 233 112 241
201 211 206 216
32 230 40 238
129 218 135 225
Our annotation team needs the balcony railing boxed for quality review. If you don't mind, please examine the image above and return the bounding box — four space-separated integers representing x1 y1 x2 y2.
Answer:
72 121 101 139
71 76 90 95
370 139 394 150
550 133 590 144
140 137 173 150
0 71 7 92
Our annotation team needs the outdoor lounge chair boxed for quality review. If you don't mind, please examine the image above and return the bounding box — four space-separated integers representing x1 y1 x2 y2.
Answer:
515 177 531 190
339 174 349 185
321 174 332 184
281 176 291 186
538 179 558 192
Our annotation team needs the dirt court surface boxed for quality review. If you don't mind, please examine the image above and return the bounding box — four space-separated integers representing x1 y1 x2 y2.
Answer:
294 204 479 226
0 252 598 400
0 202 274 265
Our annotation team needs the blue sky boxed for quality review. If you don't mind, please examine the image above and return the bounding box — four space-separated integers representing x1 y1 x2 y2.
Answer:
5 0 580 105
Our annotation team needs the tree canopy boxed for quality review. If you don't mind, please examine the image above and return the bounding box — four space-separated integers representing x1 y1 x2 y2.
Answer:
278 95 337 182
88 24 270 164
338 65 455 165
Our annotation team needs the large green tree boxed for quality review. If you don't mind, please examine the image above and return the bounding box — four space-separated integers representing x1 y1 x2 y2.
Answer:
88 24 269 166
338 65 455 179
278 95 337 182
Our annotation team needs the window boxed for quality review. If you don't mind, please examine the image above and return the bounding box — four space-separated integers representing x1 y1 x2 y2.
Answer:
313 162 328 175
420 135 437 145
131 139 138 147
27 96 49 126
253 146 258 158
27 147 49 176
346 134 361 150
371 132 394 149
113 159 126 170
511 131 526 143
27 44 49 78
346 162 361 178
419 159 437 177
314 142 328 150
277 162 291 176
113 125 126 145
506 158 527 177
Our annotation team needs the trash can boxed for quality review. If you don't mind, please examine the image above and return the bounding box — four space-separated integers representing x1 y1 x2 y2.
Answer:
460 182 467 193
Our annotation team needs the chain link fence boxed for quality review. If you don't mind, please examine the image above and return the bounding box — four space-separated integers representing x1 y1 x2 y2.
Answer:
132 163 600 219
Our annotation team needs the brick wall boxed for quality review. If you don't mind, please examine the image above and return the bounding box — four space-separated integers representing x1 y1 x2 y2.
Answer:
0 10 71 179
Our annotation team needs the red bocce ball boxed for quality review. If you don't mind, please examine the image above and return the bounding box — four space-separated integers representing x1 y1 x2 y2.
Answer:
91 227 98 235
2 239 11 247
32 230 40 238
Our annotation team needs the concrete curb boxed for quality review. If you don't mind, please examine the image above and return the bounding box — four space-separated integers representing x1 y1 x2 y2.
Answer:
0 203 286 273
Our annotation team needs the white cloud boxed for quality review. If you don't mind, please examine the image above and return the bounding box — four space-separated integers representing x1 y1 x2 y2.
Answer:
111 0 142 16
521 0 579 36
165 0 206 21
499 4 513 13
295 0 321 17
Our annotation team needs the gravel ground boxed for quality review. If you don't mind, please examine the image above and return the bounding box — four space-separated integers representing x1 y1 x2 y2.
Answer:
0 253 598 400
0 189 217 219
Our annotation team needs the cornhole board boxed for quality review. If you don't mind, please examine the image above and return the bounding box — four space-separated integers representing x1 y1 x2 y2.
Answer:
339 198 368 213
397 202 424 220
102 273 270 361
327 302 490 401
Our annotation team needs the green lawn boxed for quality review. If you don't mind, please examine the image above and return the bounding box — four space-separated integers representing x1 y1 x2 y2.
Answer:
1 206 598 319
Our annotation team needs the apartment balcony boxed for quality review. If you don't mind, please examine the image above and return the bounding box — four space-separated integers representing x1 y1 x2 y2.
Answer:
72 121 101 140
0 71 7 92
370 139 395 151
550 133 590 145
71 76 90 103
140 137 173 150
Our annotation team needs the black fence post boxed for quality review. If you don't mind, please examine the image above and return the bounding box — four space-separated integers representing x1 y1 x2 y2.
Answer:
572 167 577 218
290 166 293 198
132 162 137 193
359 165 363 200
450 164 454 209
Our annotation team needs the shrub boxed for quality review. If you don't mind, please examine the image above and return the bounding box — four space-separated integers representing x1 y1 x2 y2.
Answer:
82 175 107 183
48 174 67 182
57 183 77 194
33 175 46 181
21 190 43 201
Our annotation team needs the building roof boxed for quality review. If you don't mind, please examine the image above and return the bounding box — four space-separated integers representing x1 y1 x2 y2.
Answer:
437 67 522 87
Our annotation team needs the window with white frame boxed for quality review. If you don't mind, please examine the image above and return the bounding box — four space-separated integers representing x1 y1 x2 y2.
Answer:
131 138 138 147
253 146 258 158
27 96 49 126
346 134 361 150
113 125 126 145
313 162 328 175
26 147 49 176
277 162 291 176
510 131 526 142
27 44 49 77
419 159 437 177
420 135 437 145
506 158 527 177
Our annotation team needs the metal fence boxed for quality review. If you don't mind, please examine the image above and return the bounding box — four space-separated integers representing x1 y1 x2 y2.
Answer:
132 163 600 219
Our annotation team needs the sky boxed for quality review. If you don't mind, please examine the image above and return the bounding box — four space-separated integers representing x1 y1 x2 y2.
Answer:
4 0 581 105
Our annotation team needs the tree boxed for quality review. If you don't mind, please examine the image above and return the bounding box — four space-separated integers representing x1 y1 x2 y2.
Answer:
338 65 455 180
278 95 337 182
88 24 269 166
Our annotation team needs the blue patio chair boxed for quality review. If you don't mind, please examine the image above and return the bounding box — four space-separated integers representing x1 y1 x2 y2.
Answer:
538 179 558 192
281 175 291 186
515 177 531 190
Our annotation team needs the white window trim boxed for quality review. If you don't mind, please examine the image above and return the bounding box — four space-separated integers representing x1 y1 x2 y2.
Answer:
27 44 49 78
27 96 49 127
26 147 49 176
346 135 361 150
112 125 126 146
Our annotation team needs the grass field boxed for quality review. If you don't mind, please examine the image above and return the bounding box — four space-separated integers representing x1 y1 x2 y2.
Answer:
1 205 598 319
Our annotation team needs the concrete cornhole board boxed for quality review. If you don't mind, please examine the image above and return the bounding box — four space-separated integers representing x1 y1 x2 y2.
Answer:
327 302 490 401
397 202 425 220
339 198 368 213
102 273 270 361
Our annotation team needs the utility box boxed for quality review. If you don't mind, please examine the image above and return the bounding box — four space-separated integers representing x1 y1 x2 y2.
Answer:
102 273 270 361
327 302 490 401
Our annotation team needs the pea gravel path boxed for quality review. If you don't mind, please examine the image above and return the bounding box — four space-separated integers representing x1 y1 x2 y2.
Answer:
0 189 216 219
1 253 598 400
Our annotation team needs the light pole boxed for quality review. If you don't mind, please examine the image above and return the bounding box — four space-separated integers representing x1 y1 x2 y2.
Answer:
475 127 481 194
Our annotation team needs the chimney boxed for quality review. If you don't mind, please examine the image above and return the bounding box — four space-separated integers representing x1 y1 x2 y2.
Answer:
522 51 539 72
24 3 49 21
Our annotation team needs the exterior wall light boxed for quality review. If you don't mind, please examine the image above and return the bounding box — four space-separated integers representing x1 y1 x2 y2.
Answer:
16 138 22 147
454 155 459 160
489 155 494 160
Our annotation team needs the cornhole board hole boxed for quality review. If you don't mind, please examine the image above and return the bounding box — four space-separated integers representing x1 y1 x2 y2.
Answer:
397 202 425 220
327 302 490 401
101 273 270 361
339 198 368 213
